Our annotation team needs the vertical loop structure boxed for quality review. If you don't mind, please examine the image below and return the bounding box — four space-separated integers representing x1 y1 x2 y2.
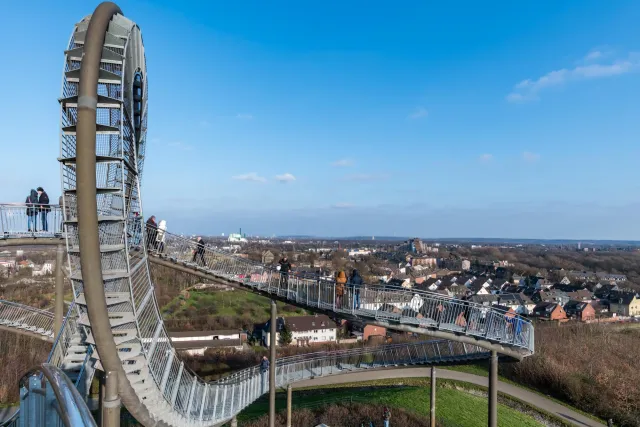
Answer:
55 3 534 426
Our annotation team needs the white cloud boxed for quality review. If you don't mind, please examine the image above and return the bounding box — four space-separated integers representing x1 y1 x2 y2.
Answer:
522 151 541 162
331 202 354 209
507 51 639 102
167 141 192 151
199 120 210 128
275 173 296 183
408 106 429 119
236 113 253 120
232 172 266 183
584 50 602 61
479 154 493 162
342 173 389 182
331 159 353 167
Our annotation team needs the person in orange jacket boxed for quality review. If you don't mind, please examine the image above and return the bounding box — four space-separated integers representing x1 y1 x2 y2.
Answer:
335 270 347 309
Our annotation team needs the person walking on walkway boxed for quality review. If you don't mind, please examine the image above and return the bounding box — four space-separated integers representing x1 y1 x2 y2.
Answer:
335 270 347 309
192 237 206 266
349 269 363 310
25 189 39 232
36 187 50 232
260 356 269 393
278 256 293 289
145 215 157 251
383 406 391 427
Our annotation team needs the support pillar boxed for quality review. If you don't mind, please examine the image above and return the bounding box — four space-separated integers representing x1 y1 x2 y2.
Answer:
230 417 238 427
488 350 498 427
286 384 292 427
430 366 436 427
54 244 65 337
98 371 105 427
269 300 277 427
102 371 121 427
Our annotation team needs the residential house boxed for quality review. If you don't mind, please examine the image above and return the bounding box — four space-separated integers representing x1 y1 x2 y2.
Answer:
566 289 593 302
469 294 499 306
532 302 567 321
608 292 640 317
596 272 627 282
363 325 386 341
263 314 338 347
559 276 572 285
170 330 245 355
563 301 596 321
32 261 54 277
261 250 274 264
568 271 597 281
468 279 492 295
532 290 570 306
496 293 535 315
593 283 619 300
387 277 411 288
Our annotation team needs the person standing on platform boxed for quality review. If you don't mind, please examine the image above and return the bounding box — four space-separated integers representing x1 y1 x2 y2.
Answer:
36 187 50 231
25 189 39 232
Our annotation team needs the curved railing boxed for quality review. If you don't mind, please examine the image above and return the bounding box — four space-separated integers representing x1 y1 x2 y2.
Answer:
0 300 55 339
1 364 97 427
151 227 534 355
194 338 488 422
0 204 65 239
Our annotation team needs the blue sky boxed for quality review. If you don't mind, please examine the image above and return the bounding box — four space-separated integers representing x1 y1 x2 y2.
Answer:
1 0 639 239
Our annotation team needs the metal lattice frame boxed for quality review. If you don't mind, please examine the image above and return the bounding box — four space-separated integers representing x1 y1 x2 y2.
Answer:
55 3 535 426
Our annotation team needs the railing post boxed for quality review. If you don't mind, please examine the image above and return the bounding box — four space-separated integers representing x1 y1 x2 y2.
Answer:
430 366 436 427
103 370 120 427
488 350 498 427
54 244 65 337
269 300 277 427
286 383 293 427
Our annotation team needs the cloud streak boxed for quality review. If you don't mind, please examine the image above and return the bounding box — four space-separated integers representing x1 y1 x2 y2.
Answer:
236 113 253 120
507 51 639 102
232 172 266 182
331 159 353 167
275 173 296 183
331 202 354 209
408 106 429 119
479 154 493 162
342 173 390 182
522 151 540 162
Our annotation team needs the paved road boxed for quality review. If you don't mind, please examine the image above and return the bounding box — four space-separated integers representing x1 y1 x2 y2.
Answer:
295 367 604 427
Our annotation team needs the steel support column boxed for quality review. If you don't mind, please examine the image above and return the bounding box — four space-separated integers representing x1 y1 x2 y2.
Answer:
103 370 121 427
286 384 292 427
488 350 498 427
54 244 64 336
430 366 436 427
269 300 277 427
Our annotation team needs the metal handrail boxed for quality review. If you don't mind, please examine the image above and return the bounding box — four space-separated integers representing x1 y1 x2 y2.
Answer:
39 364 97 427
149 225 534 354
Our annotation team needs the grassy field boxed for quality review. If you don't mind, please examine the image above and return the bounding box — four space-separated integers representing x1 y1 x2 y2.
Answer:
239 379 545 427
162 289 309 330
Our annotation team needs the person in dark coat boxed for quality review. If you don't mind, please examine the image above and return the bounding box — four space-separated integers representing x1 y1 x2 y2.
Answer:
260 356 270 393
25 189 39 232
278 256 293 288
349 269 364 309
192 236 206 265
36 187 50 232
145 215 157 251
